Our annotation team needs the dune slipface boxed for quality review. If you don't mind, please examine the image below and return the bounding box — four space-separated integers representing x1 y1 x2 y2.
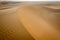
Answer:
17 4 60 40
0 2 34 40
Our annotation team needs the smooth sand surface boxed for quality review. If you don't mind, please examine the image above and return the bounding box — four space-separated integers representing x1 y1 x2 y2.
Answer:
17 4 60 40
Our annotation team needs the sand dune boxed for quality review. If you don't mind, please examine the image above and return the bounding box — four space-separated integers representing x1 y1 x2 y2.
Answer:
17 4 60 40
0 2 60 40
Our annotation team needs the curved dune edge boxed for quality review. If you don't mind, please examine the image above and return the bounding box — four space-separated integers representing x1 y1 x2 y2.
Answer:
16 5 60 40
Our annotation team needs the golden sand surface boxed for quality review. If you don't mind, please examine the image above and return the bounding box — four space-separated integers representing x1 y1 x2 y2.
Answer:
17 4 60 40
0 2 60 40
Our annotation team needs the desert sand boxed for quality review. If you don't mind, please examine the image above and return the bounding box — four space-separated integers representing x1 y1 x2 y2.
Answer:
17 4 60 40
0 2 60 40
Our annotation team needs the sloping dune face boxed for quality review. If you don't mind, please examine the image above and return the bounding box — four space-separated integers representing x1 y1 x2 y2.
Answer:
0 2 60 40
17 3 60 40
0 2 34 40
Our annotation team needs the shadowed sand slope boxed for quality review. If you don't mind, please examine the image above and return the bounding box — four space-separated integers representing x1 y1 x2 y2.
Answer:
0 7 34 40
